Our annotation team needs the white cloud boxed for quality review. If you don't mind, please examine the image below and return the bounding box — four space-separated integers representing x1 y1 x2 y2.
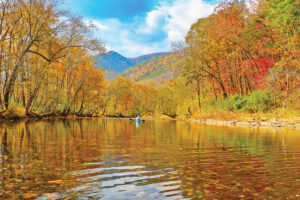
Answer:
146 10 166 28
89 0 216 57
118 38 170 58
85 19 109 30
91 21 109 30
161 0 215 42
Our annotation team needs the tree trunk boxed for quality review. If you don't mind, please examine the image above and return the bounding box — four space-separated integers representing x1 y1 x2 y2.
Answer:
25 62 50 113
282 71 289 109
217 78 227 99
4 41 34 109
196 80 201 110
63 84 83 115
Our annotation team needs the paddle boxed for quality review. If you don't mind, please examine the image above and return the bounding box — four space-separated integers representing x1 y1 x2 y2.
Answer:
129 118 146 123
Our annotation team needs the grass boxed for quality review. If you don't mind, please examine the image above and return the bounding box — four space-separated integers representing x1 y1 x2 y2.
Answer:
0 102 26 119
177 90 299 123
189 108 299 121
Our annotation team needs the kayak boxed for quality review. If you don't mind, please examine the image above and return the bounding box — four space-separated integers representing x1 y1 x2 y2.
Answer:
129 118 145 123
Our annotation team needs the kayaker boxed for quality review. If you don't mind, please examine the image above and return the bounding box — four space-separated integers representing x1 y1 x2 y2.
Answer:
136 115 141 123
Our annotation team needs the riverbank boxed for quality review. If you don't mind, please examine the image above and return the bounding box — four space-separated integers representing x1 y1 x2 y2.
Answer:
1 110 299 130
184 118 299 130
106 116 299 130
0 110 97 122
143 112 300 130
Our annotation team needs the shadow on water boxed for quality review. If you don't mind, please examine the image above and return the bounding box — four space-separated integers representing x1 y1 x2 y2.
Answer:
0 119 299 199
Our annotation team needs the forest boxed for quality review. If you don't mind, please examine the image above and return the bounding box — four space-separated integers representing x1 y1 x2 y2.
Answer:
0 0 299 121
0 0 106 118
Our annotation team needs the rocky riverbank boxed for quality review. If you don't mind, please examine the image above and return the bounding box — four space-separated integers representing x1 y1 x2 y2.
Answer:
1 110 299 130
185 118 299 130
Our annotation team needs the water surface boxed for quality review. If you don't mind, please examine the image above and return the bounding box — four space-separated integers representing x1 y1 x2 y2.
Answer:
0 119 300 199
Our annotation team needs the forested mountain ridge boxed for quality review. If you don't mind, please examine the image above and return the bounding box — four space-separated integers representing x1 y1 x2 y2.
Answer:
121 51 185 84
93 51 133 78
128 52 170 65
94 51 170 79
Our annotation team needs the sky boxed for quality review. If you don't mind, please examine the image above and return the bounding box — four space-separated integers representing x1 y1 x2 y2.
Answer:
62 0 218 57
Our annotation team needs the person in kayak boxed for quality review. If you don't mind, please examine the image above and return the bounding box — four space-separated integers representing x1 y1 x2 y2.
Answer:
136 115 141 123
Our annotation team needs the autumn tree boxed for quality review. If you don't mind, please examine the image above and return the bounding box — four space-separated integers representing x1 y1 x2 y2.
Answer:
260 0 299 108
0 0 106 116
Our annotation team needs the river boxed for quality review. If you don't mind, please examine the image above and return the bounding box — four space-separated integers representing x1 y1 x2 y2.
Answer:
0 119 299 199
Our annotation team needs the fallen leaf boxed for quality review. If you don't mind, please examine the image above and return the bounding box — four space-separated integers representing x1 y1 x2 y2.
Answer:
43 193 58 198
23 193 39 199
48 180 64 184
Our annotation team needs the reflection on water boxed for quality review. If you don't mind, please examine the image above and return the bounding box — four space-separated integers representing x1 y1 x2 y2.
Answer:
136 122 140 128
0 119 300 199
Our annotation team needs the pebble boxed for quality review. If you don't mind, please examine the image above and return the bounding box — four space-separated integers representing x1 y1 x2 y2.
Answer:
186 118 298 130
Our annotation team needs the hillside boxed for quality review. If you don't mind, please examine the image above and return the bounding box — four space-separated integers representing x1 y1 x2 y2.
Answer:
121 51 186 84
128 52 169 65
94 51 170 79
93 51 133 78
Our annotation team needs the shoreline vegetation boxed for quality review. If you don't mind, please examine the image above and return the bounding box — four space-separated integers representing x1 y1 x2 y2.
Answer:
0 0 298 129
0 111 299 130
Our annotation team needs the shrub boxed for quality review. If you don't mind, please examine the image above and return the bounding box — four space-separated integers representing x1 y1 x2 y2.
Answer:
203 90 277 113
8 102 25 116
241 90 275 112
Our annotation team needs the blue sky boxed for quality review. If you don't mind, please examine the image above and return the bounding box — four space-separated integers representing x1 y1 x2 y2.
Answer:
63 0 217 57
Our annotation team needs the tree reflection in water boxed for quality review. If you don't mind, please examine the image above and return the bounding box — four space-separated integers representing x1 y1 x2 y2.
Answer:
0 119 299 199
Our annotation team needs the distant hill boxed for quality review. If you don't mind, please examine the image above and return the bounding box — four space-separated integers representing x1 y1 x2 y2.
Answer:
128 52 170 65
93 51 133 79
94 51 170 79
120 51 186 85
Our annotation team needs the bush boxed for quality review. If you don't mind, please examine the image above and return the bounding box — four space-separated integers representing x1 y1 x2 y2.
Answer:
241 90 275 112
204 90 277 113
8 102 26 116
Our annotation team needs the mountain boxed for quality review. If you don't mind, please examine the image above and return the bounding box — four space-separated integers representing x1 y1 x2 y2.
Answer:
94 51 170 79
128 52 170 65
120 51 186 85
94 51 133 75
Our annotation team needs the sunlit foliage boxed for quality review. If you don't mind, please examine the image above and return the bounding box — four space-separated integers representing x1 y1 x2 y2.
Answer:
0 0 106 116
106 0 298 118
0 0 298 119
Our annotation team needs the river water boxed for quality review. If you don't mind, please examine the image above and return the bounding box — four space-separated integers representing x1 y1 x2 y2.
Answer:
0 119 299 199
